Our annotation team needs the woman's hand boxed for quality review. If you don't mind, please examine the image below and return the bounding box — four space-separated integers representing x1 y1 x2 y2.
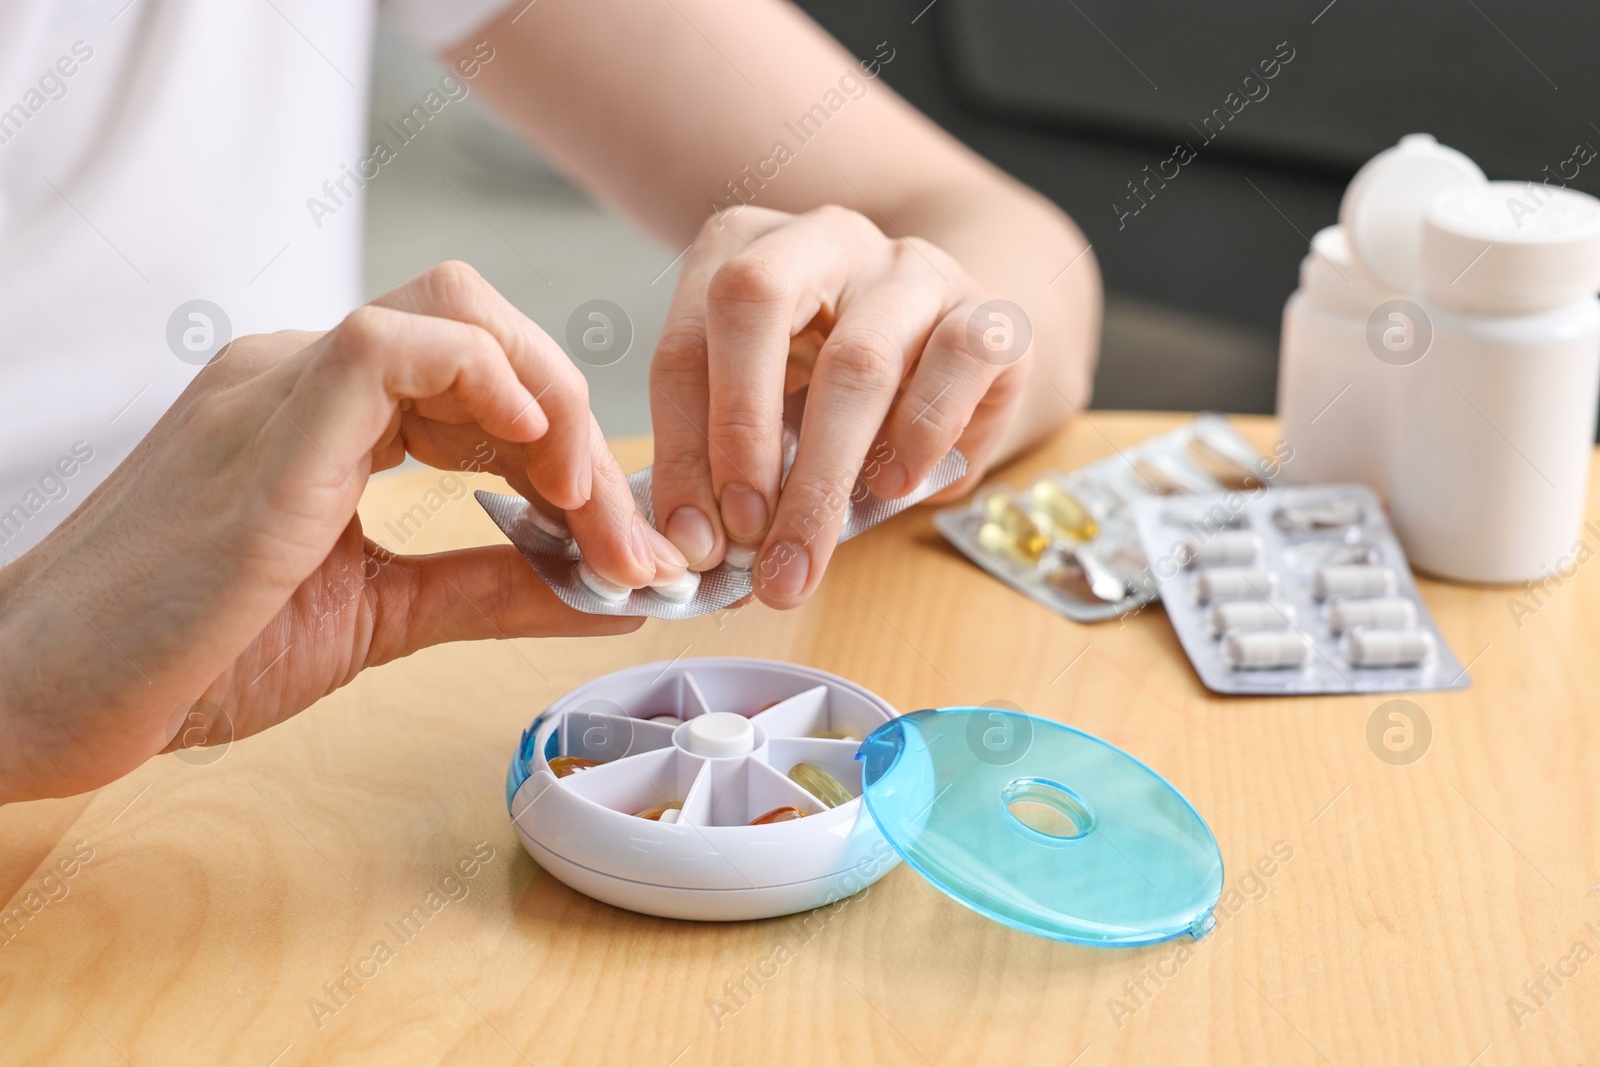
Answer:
0 263 684 803
649 205 1032 608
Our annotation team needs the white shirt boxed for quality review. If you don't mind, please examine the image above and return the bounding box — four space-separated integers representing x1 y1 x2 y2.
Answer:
0 0 510 560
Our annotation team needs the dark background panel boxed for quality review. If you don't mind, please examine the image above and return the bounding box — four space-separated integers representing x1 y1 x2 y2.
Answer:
793 0 1598 413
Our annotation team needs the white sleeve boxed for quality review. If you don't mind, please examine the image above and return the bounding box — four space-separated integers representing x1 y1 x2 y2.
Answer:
380 0 515 53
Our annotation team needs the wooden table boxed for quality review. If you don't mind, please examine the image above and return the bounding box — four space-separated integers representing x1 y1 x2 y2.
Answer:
3 413 1597 1066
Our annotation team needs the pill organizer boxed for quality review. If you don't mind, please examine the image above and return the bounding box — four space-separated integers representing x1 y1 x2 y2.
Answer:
935 413 1283 623
1132 484 1471 696
508 658 1226 946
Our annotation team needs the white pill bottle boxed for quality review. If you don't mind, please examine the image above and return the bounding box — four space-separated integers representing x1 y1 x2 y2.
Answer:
1277 135 1484 497
1389 182 1600 583
1275 226 1401 492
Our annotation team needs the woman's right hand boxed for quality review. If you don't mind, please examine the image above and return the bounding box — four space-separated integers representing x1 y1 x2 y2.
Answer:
0 262 684 804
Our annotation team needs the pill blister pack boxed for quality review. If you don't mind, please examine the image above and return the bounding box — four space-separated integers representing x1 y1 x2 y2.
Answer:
1131 484 1471 695
478 389 968 619
934 413 1283 622
505 658 900 921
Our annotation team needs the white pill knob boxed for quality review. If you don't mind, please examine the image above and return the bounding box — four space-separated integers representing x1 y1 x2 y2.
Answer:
1208 599 1295 636
683 712 756 758
723 543 758 570
1313 564 1396 601
1224 630 1309 670
1184 531 1261 568
578 560 633 602
1345 628 1433 668
651 570 701 603
1327 597 1417 634
1194 567 1278 604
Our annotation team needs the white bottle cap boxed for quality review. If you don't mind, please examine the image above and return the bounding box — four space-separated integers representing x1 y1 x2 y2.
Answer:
1299 226 1395 313
1419 182 1600 313
1339 134 1486 291
682 712 756 758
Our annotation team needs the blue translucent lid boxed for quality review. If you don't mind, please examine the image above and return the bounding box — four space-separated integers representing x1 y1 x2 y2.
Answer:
858 708 1223 946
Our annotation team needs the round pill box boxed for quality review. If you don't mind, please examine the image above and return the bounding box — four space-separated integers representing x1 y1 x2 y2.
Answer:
506 658 898 921
508 658 1227 946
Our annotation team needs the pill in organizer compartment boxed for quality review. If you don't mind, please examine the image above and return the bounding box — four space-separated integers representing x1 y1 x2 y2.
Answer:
1313 564 1397 601
1327 597 1417 634
1194 567 1278 604
1344 628 1434 668
1184 531 1261 568
1208 599 1296 635
1224 630 1310 670
788 763 853 808
550 755 603 778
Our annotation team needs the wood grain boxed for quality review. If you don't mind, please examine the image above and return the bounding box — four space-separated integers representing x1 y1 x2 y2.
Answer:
2 414 1598 1066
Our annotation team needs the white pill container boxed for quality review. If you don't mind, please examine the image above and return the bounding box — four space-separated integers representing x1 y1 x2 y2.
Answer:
1390 182 1600 582
1276 225 1403 493
1277 135 1484 498
505 658 899 921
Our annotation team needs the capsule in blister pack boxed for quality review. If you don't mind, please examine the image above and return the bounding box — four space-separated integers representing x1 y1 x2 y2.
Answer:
1133 484 1470 695
476 388 967 619
935 413 1286 622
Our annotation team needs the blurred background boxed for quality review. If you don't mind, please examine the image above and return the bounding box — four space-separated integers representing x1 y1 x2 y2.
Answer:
365 0 1600 438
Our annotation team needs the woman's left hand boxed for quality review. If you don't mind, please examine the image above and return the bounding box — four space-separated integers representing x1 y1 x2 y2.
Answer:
647 205 1033 608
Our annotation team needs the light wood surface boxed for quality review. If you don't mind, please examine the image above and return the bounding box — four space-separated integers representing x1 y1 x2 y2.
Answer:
3 413 1598 1066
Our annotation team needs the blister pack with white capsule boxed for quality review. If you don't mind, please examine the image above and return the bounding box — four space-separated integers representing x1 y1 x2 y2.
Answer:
477 388 968 619
934 413 1286 622
1132 483 1470 695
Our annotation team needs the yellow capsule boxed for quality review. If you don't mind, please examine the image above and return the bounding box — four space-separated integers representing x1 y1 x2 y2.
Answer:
1029 480 1098 542
788 763 853 808
549 755 603 778
810 730 860 741
749 805 805 825
634 801 680 821
980 495 1049 562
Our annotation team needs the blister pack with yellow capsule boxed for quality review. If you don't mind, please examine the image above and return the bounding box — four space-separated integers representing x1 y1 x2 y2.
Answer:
934 413 1286 622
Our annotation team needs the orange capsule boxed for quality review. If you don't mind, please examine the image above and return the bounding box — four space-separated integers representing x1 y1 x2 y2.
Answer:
549 755 603 778
635 801 681 821
749 806 805 825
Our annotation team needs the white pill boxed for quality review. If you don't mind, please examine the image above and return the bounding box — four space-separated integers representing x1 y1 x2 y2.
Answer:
648 714 682 725
577 559 633 602
723 543 758 570
1194 567 1278 604
1313 564 1396 601
1274 499 1364 532
1327 597 1417 634
650 570 701 602
658 807 682 824
683 712 755 758
1345 628 1433 668
524 505 572 542
1223 630 1309 670
1208 599 1296 636
1184 531 1261 568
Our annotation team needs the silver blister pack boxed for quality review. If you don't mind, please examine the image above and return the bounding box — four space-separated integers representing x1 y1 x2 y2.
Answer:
1132 483 1471 695
934 413 1285 623
477 389 968 619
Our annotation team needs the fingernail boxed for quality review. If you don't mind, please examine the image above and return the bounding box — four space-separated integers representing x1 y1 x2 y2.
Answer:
645 523 688 577
720 482 768 542
664 506 715 567
874 461 909 498
757 540 809 601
